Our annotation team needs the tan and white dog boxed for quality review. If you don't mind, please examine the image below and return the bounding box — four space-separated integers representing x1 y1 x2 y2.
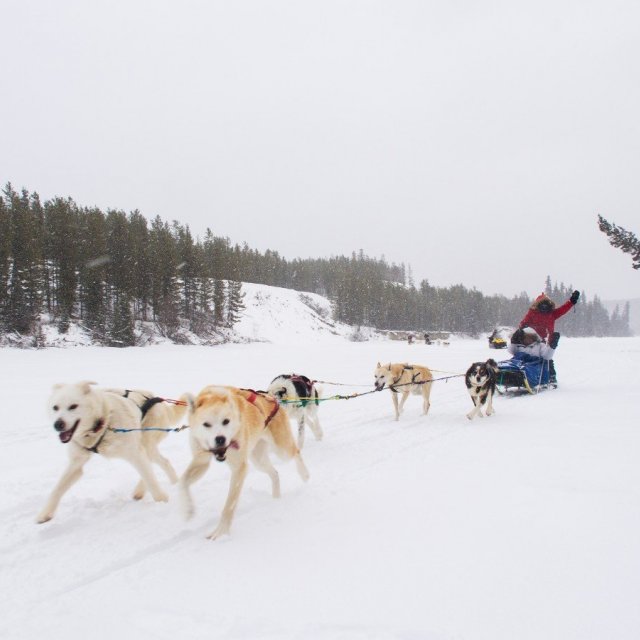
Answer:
374 363 433 421
180 386 309 540
37 382 185 523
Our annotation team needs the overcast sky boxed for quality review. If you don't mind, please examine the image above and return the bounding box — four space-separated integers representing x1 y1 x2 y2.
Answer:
2 0 639 301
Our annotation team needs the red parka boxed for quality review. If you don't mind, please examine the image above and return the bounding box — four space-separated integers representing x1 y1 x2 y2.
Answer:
519 294 574 341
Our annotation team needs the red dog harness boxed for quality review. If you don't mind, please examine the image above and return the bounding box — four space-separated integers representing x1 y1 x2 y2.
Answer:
242 389 280 427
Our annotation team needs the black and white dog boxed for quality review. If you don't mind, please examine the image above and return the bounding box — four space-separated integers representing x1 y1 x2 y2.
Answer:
464 359 498 420
268 374 323 448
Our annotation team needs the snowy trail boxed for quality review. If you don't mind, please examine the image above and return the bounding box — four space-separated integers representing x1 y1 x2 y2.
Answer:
1 338 640 640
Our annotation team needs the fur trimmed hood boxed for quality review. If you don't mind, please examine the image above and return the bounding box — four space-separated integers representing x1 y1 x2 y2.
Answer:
531 293 556 311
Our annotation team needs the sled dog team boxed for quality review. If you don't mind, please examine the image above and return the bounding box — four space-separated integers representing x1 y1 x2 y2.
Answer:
39 362 496 538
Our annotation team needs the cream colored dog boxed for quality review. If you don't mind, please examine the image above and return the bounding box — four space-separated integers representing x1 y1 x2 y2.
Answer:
374 362 433 421
180 386 309 540
37 382 185 523
103 388 187 498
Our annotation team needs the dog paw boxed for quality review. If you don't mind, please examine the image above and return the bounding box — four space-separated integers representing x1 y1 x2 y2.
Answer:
181 496 195 520
466 413 474 420
36 512 53 524
206 524 228 540
132 491 145 501
153 491 169 503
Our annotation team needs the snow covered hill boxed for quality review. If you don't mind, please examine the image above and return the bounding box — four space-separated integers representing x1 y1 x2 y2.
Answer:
6 282 363 348
1 335 640 640
234 283 359 343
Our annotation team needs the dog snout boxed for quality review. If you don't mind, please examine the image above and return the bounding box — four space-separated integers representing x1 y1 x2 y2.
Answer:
54 419 65 432
214 435 226 447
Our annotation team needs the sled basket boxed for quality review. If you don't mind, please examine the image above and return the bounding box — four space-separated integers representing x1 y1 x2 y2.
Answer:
496 353 551 394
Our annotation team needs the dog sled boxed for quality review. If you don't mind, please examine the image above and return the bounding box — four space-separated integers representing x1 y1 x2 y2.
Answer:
496 352 553 394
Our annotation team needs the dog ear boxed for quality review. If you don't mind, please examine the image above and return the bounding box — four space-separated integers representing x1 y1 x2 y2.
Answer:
184 393 196 413
79 381 98 394
376 362 381 368
486 359 498 372
387 364 391 371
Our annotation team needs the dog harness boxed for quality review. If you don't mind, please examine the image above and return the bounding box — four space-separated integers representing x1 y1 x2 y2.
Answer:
288 375 318 407
390 366 422 393
121 390 165 421
241 389 280 427
73 418 108 454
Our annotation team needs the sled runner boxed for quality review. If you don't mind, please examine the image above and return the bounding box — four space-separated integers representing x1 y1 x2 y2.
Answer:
496 352 552 394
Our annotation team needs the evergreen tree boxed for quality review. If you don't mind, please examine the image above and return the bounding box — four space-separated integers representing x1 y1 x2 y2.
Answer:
128 210 152 321
226 281 245 328
149 216 180 336
109 293 136 346
78 208 108 341
213 279 226 326
4 185 43 334
44 197 79 325
597 215 640 269
0 193 10 330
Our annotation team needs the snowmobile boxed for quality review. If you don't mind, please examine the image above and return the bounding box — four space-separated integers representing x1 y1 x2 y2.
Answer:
488 329 508 349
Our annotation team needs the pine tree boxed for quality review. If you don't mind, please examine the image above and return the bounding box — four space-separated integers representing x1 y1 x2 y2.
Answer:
79 208 108 341
226 281 245 328
5 186 43 334
597 215 640 269
109 293 136 346
149 216 180 337
44 197 79 325
128 210 152 321
213 279 226 326
0 192 10 330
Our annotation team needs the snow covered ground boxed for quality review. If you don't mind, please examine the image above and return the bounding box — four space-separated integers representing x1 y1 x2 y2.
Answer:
1 335 639 640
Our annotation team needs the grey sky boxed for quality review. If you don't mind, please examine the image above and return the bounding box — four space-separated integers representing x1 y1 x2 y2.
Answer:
2 0 639 300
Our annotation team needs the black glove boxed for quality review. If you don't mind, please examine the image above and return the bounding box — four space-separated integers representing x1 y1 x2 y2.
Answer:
570 290 580 305
549 332 560 349
511 328 525 344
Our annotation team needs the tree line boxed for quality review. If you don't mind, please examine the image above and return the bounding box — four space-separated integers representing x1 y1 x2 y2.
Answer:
0 184 632 346
0 184 245 345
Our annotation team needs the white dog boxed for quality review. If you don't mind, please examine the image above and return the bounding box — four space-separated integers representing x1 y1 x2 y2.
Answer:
267 374 323 448
103 388 187 498
37 382 178 523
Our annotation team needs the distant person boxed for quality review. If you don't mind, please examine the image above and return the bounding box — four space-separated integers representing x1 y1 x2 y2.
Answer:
424 333 432 345
408 334 414 345
518 290 579 384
